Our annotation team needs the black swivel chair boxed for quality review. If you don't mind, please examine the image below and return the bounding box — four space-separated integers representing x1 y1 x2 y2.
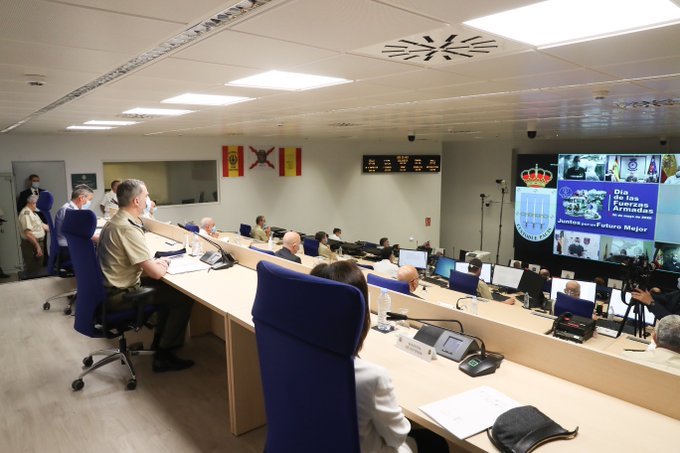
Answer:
62 209 157 391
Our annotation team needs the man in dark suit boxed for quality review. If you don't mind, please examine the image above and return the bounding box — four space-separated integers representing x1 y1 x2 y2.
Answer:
17 174 46 217
275 231 302 263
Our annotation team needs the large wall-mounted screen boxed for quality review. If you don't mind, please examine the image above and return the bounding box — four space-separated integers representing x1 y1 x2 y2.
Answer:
514 153 680 273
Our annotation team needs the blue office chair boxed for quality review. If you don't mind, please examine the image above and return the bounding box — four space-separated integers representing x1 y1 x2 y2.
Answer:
37 191 76 313
63 209 156 391
303 237 320 257
367 273 409 295
252 261 364 453
554 292 595 318
184 223 199 233
249 244 276 256
239 223 252 237
449 269 479 296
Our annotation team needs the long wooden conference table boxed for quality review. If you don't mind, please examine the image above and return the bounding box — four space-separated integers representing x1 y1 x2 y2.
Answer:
145 219 678 452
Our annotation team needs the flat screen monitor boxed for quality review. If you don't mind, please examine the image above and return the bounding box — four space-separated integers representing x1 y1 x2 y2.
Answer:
434 256 456 279
398 248 428 269
550 277 597 303
609 289 656 325
455 261 492 283
492 264 524 290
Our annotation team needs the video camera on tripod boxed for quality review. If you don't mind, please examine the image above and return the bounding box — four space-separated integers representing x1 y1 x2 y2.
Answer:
618 256 655 338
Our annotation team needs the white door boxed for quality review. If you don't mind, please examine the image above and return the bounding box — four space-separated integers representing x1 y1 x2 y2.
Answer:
0 173 22 273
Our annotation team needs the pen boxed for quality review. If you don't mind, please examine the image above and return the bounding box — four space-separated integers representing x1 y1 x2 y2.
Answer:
624 349 645 352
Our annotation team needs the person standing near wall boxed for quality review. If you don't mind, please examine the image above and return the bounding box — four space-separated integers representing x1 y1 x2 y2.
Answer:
18 194 48 276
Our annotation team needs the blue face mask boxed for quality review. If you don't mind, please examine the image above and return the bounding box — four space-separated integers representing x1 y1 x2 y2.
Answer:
82 200 92 210
31 182 40 189
145 196 152 212
211 226 217 234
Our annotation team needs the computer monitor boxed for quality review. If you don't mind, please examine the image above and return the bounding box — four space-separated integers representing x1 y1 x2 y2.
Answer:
398 248 428 269
433 256 456 279
491 264 524 290
550 277 597 303
454 261 492 283
609 289 656 326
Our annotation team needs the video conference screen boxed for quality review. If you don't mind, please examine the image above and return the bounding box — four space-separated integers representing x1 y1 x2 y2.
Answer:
514 153 680 272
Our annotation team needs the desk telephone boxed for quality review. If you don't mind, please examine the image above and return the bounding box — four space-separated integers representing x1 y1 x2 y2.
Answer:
200 250 237 270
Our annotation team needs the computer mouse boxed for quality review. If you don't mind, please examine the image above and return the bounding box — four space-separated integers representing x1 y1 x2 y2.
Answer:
458 355 501 377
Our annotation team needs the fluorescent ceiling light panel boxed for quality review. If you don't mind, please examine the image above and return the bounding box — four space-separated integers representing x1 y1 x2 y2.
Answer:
123 108 193 116
84 120 138 126
464 0 680 47
227 70 352 91
162 93 254 106
67 125 114 130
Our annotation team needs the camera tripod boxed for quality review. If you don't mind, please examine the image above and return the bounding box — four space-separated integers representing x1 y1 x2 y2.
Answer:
617 284 651 339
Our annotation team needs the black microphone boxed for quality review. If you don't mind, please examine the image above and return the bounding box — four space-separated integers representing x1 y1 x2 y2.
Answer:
177 223 237 270
386 311 464 333
457 333 504 377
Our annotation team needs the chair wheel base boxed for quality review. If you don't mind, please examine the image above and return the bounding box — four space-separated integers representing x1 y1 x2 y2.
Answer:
126 379 137 390
82 356 93 367
72 379 84 391
43 302 50 310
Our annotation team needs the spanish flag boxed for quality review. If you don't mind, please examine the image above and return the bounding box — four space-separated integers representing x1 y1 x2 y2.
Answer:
222 145 244 177
279 147 302 177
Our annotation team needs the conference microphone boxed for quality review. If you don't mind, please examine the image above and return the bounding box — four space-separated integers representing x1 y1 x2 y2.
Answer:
386 312 464 333
178 223 237 270
457 332 504 378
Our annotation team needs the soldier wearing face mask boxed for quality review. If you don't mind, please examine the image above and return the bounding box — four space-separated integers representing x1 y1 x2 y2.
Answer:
633 278 680 320
54 185 95 268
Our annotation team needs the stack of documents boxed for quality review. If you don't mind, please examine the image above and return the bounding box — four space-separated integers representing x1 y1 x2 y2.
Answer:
167 256 210 274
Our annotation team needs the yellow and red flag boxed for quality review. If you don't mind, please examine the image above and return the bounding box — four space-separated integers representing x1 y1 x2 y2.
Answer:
278 147 302 177
222 145 244 177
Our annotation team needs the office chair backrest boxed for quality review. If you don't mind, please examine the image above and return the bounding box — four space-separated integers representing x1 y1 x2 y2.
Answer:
449 269 479 296
249 245 276 256
555 292 595 318
367 273 409 295
252 261 364 453
37 191 59 275
239 223 252 237
184 223 199 233
62 209 106 337
303 237 320 257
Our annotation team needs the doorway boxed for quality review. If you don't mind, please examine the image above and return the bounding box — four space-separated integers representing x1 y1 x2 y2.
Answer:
13 161 68 219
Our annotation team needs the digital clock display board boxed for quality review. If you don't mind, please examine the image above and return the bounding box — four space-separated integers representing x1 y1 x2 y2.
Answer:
362 155 441 173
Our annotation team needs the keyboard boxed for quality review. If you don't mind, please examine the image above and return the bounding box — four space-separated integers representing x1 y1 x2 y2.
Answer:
596 326 619 338
422 276 448 288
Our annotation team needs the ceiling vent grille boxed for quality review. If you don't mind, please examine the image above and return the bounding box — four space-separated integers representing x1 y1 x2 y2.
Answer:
382 34 498 62
1 0 273 133
615 98 680 109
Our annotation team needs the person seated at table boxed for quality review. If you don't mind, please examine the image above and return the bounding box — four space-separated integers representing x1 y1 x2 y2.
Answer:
469 258 514 305
275 231 301 264
199 217 219 238
98 179 194 373
315 231 333 259
329 227 342 241
379 237 390 248
310 261 449 453
374 246 398 278
564 280 581 298
397 265 422 299
251 215 270 242
624 315 680 372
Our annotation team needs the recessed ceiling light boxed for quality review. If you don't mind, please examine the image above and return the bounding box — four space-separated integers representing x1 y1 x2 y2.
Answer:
123 108 194 116
84 120 138 126
227 70 352 91
464 0 680 47
161 93 254 106
66 125 115 130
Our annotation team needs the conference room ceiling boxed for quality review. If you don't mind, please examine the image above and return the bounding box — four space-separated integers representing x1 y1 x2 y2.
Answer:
1 0 679 141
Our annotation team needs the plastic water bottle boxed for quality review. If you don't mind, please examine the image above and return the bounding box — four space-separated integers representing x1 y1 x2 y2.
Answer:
377 289 392 331
104 205 111 220
191 235 201 256
471 295 478 315
268 234 274 250
338 246 343 256
184 233 190 251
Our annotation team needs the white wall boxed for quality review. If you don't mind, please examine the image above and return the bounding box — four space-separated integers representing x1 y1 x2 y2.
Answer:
441 136 679 265
0 134 442 269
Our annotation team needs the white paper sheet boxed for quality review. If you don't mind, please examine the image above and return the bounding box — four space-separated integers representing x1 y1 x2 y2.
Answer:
419 386 521 439
167 256 210 274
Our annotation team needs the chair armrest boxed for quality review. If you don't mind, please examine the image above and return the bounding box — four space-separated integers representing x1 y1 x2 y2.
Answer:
122 287 156 330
